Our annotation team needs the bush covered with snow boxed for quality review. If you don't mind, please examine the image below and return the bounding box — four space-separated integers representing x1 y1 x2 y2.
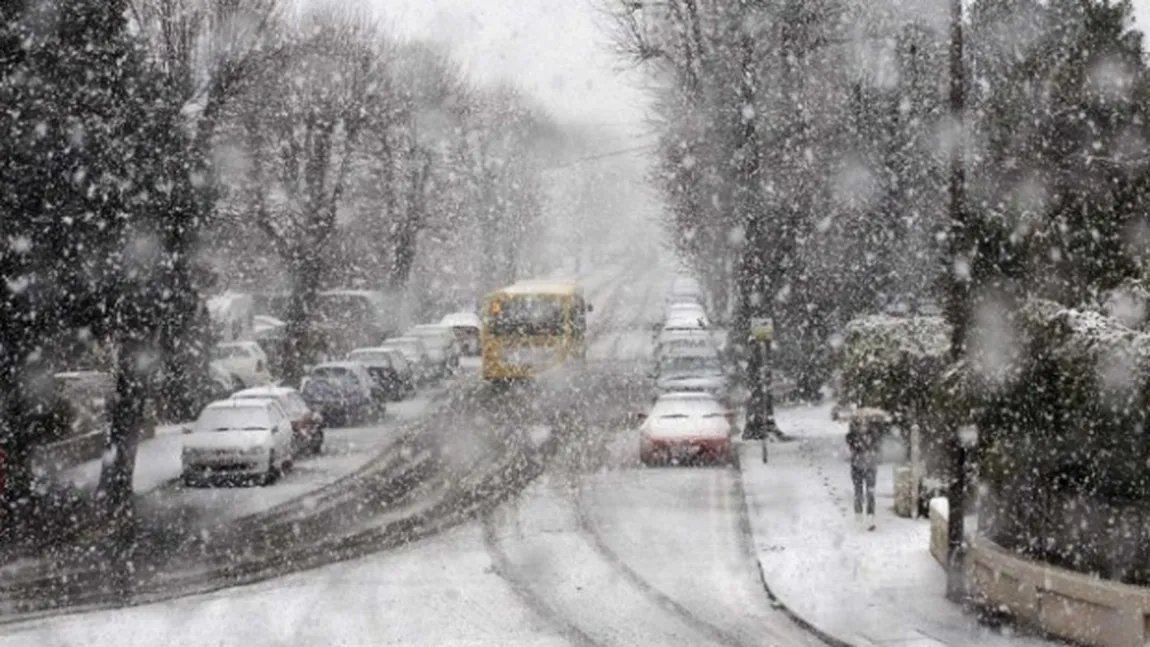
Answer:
977 297 1150 583
840 314 952 417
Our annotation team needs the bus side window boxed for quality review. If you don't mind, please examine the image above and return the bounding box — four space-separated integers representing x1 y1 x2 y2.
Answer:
573 297 586 337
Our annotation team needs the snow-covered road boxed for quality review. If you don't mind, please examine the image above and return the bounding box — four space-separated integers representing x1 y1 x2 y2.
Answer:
0 257 831 647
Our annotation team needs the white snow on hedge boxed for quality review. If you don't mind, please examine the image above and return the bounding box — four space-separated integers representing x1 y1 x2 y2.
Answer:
842 314 951 366
1019 297 1150 395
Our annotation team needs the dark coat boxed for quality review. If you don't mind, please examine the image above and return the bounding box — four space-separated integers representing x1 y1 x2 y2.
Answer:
846 420 881 469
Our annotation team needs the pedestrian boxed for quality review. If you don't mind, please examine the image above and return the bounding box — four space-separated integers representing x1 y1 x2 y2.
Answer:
846 410 883 531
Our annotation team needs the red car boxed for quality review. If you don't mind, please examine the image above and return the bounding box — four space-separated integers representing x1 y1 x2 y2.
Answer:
638 392 736 466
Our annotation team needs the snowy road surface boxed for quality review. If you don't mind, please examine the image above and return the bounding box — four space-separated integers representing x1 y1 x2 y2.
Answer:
0 258 831 647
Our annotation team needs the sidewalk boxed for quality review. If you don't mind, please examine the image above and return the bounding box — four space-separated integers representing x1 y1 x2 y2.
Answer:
739 402 1056 647
56 423 186 495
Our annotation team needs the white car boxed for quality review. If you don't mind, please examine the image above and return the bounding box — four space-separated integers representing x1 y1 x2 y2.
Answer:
667 276 704 304
637 392 736 466
664 302 708 323
181 399 295 485
230 386 324 456
653 352 730 404
440 312 482 356
380 336 435 385
405 325 460 375
661 311 709 332
304 361 383 412
655 329 721 360
210 341 272 387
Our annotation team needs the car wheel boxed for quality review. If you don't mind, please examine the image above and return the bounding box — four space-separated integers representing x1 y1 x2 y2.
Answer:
181 472 198 488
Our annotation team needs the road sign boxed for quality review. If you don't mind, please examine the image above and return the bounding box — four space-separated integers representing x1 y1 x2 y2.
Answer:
750 317 773 341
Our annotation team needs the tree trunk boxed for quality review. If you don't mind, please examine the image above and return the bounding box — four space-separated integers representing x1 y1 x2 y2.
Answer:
282 253 323 385
98 336 149 521
0 363 33 535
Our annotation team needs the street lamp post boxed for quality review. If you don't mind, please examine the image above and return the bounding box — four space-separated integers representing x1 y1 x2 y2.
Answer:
943 0 970 603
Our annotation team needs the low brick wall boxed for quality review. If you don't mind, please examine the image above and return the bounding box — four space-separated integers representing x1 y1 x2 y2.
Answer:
927 496 1150 646
968 536 1150 647
30 429 106 474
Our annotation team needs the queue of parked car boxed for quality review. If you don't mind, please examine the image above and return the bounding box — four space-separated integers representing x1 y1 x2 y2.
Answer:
638 275 738 467
182 308 485 488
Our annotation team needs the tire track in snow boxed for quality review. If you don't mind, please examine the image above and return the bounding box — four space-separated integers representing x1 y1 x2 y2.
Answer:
571 483 750 647
480 514 606 647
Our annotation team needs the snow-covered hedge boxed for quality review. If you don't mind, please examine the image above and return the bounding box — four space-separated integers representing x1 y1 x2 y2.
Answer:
1101 277 1150 329
979 298 1150 500
840 314 952 416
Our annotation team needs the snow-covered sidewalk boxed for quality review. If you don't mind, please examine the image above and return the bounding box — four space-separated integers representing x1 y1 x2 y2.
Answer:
58 424 186 495
739 403 1056 647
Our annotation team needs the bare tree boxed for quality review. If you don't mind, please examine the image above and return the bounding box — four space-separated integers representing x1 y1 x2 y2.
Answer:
126 0 285 420
239 7 385 383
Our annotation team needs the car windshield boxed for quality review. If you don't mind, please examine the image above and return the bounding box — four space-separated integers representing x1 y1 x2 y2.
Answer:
212 345 248 360
304 379 347 401
382 342 419 360
651 398 724 419
659 355 723 376
488 296 565 336
348 351 392 367
195 405 271 432
311 367 357 386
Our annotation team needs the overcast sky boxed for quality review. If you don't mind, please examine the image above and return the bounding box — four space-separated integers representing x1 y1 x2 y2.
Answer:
373 0 647 132
374 0 1150 130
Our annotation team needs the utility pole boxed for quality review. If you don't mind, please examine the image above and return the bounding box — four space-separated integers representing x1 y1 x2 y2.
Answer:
944 0 969 603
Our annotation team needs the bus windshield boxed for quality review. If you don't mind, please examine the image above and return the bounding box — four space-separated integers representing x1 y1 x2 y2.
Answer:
488 296 565 336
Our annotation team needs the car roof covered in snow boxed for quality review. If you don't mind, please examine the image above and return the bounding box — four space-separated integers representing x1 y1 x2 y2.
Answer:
491 280 581 297
203 398 275 411
441 312 481 328
231 386 298 399
663 315 708 329
313 360 366 370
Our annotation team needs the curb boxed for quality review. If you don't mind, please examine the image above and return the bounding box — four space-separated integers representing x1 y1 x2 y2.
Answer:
732 443 859 647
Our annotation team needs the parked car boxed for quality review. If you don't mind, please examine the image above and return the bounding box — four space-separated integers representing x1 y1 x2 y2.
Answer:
380 336 435 385
380 348 417 396
660 312 709 334
652 351 731 407
210 341 273 387
347 347 409 401
440 311 482 356
301 361 381 425
405 325 461 375
637 391 736 466
668 275 704 300
654 329 720 361
230 386 324 456
181 399 295 486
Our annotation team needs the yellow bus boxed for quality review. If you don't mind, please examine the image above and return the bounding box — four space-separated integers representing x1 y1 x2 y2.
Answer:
481 280 590 381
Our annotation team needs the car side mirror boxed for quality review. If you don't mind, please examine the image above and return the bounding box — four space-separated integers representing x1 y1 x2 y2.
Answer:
587 303 594 313
181 425 194 435
631 412 648 425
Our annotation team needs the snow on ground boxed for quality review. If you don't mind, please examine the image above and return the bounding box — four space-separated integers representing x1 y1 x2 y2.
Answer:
481 420 821 647
741 402 1057 647
59 425 185 495
0 525 570 647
